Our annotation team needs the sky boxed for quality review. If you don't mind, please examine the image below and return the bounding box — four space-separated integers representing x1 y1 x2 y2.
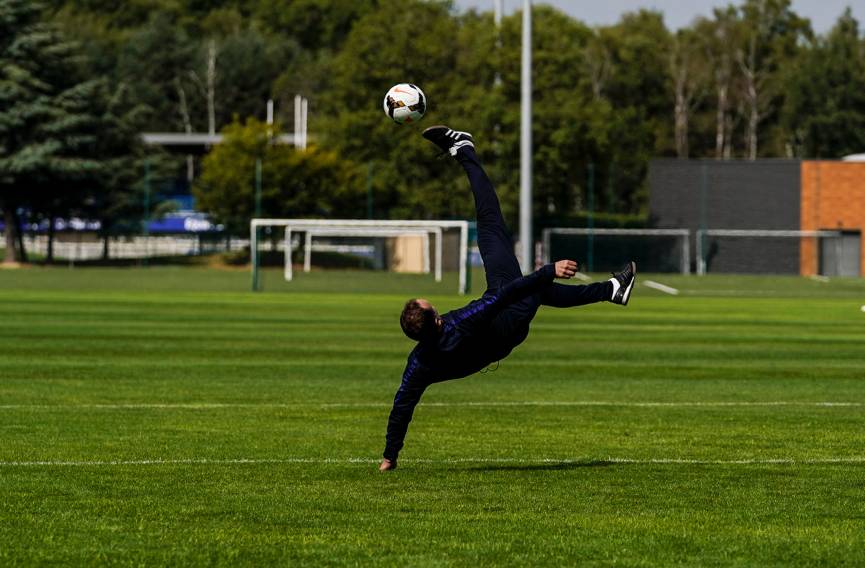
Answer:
454 0 865 34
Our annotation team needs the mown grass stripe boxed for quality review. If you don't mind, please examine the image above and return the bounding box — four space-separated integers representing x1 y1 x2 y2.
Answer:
2 457 864 467
0 401 861 410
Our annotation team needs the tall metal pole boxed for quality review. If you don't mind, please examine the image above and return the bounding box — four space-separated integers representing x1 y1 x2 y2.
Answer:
266 99 274 140
143 159 151 267
294 94 302 149
698 162 708 275
493 0 503 87
519 0 532 272
587 163 595 273
301 97 308 150
366 162 374 219
252 158 262 291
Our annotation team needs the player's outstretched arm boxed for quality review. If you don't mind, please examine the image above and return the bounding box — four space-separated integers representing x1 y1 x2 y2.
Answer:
446 262 569 335
381 362 428 471
495 261 582 305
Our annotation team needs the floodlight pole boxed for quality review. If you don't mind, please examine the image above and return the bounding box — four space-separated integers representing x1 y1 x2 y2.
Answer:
519 0 533 272
493 0 503 86
366 162 374 219
252 158 262 291
587 163 595 273
266 99 274 140
143 159 151 267
699 162 708 275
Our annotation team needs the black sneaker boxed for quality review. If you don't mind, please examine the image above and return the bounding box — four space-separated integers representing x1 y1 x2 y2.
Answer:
610 261 636 305
422 125 474 157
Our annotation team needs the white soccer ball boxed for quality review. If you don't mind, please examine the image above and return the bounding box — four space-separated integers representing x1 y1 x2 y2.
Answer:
383 83 427 125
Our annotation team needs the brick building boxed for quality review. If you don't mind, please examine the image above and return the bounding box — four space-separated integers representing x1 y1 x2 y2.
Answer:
800 161 865 277
650 159 864 276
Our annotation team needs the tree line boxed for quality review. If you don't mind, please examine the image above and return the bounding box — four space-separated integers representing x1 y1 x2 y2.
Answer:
2 0 864 264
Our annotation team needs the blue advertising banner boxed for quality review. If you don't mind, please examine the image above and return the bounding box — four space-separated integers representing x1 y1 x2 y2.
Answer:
1 213 223 234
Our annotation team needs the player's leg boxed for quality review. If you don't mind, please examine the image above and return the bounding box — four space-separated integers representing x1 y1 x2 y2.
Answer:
541 261 636 307
458 146 522 290
422 126 521 290
540 282 612 307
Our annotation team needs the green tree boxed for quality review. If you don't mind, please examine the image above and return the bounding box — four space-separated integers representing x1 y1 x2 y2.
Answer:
193 118 363 234
782 9 865 158
252 0 378 52
0 0 100 264
198 10 298 131
592 10 673 212
83 82 175 260
693 7 740 159
497 6 609 218
735 0 811 159
669 28 708 158
322 0 473 221
27 78 103 262
115 12 197 132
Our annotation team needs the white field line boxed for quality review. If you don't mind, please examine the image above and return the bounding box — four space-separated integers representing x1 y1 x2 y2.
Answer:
643 280 679 295
0 401 861 410
573 272 592 282
1 457 864 467
679 290 806 296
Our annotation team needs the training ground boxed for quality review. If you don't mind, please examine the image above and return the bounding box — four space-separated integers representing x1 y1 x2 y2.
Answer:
1 267 864 565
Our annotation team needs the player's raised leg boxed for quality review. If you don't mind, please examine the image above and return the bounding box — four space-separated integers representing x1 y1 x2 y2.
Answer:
422 126 522 291
540 261 637 307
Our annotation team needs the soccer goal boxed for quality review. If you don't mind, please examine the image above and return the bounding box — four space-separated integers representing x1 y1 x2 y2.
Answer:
542 228 691 274
250 219 470 294
695 229 844 275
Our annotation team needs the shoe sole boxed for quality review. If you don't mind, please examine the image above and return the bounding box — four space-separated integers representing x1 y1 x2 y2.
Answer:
423 125 473 142
621 261 636 306
422 125 449 138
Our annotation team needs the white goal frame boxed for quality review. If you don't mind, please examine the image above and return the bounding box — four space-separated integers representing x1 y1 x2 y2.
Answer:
299 228 434 277
250 219 470 294
542 228 691 274
695 229 843 275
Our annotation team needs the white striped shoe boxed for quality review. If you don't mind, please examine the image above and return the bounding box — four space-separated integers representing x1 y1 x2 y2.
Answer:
422 125 475 157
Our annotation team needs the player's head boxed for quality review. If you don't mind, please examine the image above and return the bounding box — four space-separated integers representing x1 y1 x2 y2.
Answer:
400 298 441 342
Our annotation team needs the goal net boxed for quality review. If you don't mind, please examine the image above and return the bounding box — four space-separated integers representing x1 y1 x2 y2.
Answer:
250 219 470 294
696 230 843 275
542 228 690 274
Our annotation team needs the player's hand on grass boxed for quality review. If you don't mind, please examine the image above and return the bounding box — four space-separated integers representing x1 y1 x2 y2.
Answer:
379 458 397 472
554 260 578 279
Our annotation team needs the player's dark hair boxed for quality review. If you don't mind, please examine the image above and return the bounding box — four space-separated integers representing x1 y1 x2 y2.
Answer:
400 299 439 342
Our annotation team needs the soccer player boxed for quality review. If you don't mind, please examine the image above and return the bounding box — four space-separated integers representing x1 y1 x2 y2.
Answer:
380 126 636 471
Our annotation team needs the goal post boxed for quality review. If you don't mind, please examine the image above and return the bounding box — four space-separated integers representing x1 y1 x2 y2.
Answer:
542 228 691 274
695 229 843 275
250 218 470 294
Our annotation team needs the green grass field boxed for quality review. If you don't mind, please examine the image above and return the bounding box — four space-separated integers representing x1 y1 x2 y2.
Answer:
1 266 864 565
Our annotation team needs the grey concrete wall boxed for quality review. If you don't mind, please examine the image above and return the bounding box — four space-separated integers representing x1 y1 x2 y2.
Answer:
649 160 801 274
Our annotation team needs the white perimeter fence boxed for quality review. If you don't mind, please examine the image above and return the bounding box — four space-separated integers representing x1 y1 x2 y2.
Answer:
5 235 245 261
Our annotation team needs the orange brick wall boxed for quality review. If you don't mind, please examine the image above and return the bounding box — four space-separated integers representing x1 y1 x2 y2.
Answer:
800 161 865 276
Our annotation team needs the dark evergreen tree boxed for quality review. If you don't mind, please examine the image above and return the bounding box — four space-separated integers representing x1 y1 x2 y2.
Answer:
0 0 99 263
